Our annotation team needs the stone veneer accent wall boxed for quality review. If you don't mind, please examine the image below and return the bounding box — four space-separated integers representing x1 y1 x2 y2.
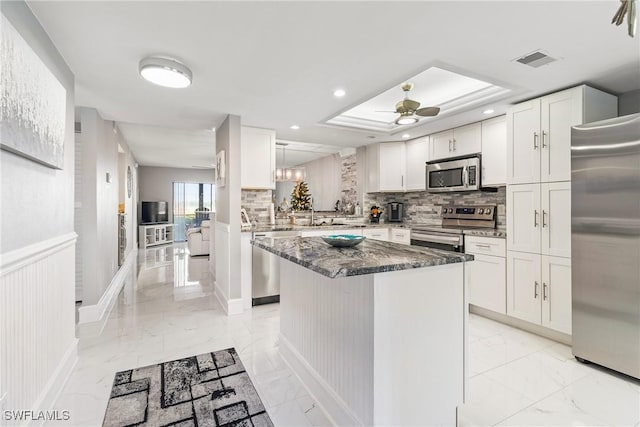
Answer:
241 189 273 224
364 186 506 228
340 153 357 210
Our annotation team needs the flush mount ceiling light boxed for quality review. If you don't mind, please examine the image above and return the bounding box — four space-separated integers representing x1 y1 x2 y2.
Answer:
333 89 346 97
139 57 192 88
402 133 411 139
483 109 495 115
290 125 300 130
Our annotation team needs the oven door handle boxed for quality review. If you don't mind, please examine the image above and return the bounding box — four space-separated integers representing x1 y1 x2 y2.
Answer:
411 234 462 246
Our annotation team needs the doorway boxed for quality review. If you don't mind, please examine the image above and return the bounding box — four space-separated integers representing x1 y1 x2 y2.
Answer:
173 182 214 242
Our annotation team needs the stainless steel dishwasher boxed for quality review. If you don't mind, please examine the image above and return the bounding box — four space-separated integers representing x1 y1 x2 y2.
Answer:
252 230 300 306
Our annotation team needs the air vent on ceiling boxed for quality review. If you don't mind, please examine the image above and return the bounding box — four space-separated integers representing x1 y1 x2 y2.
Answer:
515 50 557 68
74 122 81 133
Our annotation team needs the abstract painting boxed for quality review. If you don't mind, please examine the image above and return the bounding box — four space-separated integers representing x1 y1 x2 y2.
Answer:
1 13 66 169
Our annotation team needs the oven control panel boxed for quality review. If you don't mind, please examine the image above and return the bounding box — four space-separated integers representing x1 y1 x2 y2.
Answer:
441 205 495 220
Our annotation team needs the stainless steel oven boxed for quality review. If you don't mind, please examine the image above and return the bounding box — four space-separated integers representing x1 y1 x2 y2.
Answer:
426 156 480 193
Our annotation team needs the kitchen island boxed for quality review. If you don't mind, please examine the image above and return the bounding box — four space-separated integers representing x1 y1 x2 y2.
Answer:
252 236 473 426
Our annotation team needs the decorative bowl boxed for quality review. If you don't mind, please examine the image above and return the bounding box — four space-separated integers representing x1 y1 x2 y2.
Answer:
321 234 366 248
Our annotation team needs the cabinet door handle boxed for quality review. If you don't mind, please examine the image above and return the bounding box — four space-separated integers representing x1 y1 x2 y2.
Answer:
453 138 457 151
542 210 548 228
401 175 404 187
534 281 539 299
543 282 548 301
448 139 452 151
475 244 492 249
534 210 539 227
542 131 548 148
533 132 539 149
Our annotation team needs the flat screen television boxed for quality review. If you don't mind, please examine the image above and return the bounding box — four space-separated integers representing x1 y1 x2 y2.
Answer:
141 201 169 224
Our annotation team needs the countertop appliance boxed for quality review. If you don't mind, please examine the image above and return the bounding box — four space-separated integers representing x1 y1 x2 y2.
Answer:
252 230 300 306
369 205 382 223
426 155 480 193
410 205 496 252
571 113 640 380
387 202 404 222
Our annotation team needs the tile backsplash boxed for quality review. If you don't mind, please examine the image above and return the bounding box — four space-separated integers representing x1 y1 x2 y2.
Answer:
364 187 506 228
241 189 273 224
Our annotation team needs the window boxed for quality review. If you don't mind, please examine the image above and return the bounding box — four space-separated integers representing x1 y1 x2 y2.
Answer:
173 182 214 242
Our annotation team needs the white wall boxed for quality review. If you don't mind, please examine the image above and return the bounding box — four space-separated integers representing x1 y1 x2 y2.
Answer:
138 166 214 222
619 89 640 115
214 115 243 313
0 0 77 415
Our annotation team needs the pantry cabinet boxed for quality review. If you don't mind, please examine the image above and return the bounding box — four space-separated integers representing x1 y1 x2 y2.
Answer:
430 122 481 161
405 136 429 191
506 252 572 334
507 182 570 257
366 142 406 192
480 116 507 186
241 126 276 189
506 85 617 185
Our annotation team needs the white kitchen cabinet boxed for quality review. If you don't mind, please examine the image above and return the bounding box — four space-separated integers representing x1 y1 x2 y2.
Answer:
366 142 406 192
363 228 389 242
466 236 506 314
430 122 481 161
405 136 429 191
507 85 617 185
507 184 541 254
507 251 572 335
507 182 570 256
541 255 572 334
241 126 276 189
389 228 411 245
481 116 507 186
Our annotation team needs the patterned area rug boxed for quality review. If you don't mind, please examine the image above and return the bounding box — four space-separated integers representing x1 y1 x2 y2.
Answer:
103 347 273 427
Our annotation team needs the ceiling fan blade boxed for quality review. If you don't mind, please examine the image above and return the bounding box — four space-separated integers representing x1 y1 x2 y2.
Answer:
415 106 440 117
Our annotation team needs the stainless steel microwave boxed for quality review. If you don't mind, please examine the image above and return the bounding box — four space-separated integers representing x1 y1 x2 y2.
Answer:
426 156 480 193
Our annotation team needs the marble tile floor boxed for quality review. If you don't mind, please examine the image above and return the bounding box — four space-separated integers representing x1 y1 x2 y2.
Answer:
49 243 639 427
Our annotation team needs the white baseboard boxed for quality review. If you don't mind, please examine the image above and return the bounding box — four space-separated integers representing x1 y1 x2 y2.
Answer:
214 283 244 316
279 333 360 427
30 339 78 425
78 249 137 325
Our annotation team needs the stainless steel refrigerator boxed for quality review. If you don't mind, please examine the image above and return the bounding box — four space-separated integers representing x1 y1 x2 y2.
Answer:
571 113 640 379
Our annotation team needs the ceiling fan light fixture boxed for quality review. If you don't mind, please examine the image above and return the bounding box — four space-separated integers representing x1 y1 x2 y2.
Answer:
395 116 418 125
139 57 192 88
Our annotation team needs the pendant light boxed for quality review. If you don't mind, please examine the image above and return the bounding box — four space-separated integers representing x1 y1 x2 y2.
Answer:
276 143 306 182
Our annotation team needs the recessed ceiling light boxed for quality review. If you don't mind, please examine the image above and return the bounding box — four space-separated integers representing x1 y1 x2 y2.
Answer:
483 109 495 115
333 89 346 97
402 133 411 139
290 125 300 130
139 57 192 88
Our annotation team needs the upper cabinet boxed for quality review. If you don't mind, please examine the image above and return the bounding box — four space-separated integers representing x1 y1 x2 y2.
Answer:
241 126 276 189
366 142 406 192
507 85 617 185
405 136 429 191
481 116 507 186
430 122 481 161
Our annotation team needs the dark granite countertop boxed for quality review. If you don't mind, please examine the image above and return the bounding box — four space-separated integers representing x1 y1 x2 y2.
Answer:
252 236 473 279
243 223 407 233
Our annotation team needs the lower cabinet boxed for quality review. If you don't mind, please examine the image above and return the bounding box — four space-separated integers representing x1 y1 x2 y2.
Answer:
506 251 572 334
362 228 389 242
389 228 411 245
465 236 506 314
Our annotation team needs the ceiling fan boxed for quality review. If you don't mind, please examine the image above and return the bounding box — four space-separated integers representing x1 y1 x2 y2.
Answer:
381 82 440 125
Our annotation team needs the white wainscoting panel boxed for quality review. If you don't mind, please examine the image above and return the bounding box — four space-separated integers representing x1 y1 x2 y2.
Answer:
279 259 374 426
214 222 244 315
0 233 78 416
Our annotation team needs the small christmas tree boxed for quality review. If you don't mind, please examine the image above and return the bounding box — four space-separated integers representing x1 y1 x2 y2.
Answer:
291 181 312 211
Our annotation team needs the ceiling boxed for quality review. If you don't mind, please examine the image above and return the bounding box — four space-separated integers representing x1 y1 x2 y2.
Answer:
28 1 640 168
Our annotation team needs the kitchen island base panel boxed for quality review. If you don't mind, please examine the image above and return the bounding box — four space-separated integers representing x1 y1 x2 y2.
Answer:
279 258 465 426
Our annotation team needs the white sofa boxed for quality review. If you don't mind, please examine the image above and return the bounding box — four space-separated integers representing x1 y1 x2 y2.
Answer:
187 220 211 256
